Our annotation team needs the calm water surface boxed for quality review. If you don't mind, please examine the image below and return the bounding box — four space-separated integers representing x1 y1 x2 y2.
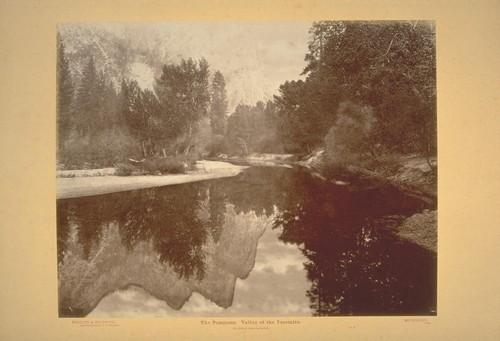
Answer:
57 167 436 317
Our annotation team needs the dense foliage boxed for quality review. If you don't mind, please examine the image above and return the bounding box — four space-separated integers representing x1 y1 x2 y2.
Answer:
57 47 227 168
219 21 436 162
57 21 435 170
275 21 436 162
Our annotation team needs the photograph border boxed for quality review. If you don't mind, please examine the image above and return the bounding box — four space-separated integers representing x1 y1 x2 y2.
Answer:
1 0 499 339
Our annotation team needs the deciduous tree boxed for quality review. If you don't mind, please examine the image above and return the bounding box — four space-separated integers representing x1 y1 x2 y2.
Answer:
155 58 211 154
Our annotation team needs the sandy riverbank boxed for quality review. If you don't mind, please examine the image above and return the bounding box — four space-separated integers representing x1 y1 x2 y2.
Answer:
57 161 247 199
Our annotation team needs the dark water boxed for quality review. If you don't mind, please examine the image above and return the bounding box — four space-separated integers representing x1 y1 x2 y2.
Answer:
57 166 436 317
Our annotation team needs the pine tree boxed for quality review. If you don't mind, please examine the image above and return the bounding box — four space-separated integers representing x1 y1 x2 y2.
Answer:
73 56 99 138
56 36 74 153
209 71 228 135
121 79 147 157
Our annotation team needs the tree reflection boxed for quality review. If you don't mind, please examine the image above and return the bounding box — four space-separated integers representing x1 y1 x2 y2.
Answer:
56 200 70 264
57 166 436 316
217 167 290 215
58 182 217 281
70 197 107 260
207 183 226 243
117 184 210 280
273 171 436 315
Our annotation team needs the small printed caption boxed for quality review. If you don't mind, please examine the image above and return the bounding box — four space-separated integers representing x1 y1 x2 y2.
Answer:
404 318 431 324
200 319 302 330
71 320 119 327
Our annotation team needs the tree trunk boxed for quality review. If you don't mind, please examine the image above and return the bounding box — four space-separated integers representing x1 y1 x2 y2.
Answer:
140 140 147 158
184 124 193 155
423 133 436 174
148 141 159 158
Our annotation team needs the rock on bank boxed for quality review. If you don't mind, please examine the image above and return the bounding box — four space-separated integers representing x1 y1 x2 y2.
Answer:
398 210 437 253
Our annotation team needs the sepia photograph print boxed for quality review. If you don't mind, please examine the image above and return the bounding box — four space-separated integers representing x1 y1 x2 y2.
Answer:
56 21 437 318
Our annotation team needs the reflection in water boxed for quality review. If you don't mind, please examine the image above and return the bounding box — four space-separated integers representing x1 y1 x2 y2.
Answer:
57 180 271 317
117 185 209 280
57 167 436 317
271 169 436 315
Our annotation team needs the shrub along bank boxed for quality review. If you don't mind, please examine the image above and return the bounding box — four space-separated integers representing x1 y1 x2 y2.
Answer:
115 155 198 176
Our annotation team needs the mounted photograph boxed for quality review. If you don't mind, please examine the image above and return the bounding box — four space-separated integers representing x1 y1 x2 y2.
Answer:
56 20 437 318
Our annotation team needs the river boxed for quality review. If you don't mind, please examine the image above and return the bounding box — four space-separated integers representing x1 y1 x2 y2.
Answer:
57 166 437 317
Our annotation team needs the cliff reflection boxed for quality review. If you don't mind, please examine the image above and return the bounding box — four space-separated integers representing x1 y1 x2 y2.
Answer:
57 166 436 317
57 181 272 317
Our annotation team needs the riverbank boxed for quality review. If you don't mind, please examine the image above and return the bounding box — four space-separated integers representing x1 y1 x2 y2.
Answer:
217 151 438 253
302 151 438 253
57 160 247 199
313 153 438 253
303 152 437 204
210 153 294 167
219 152 437 201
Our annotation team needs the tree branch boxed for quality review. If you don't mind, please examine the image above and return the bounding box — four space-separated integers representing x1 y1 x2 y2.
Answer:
367 33 403 60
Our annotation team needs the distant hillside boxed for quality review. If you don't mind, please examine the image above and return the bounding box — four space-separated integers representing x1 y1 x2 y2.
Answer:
58 22 308 113
58 24 160 91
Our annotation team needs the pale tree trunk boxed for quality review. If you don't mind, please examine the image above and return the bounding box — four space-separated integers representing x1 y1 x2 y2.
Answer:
148 140 159 158
141 140 147 158
183 124 193 155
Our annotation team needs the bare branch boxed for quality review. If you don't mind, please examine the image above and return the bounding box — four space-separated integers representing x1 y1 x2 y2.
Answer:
367 33 403 60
